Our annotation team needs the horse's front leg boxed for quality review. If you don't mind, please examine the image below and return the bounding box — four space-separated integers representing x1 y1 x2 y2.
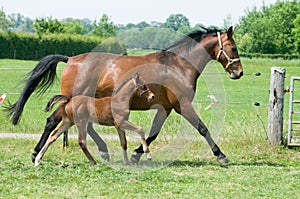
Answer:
32 106 62 163
116 127 129 165
119 120 152 161
87 123 110 161
131 107 172 163
77 121 97 165
177 102 228 164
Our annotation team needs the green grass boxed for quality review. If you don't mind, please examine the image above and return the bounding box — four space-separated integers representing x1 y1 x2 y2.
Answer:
0 53 300 198
0 138 299 198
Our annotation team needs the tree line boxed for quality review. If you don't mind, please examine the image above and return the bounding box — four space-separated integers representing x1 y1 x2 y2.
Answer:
236 0 300 56
0 0 300 57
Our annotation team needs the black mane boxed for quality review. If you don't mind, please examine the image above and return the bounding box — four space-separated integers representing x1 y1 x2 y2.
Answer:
112 77 133 96
164 26 223 51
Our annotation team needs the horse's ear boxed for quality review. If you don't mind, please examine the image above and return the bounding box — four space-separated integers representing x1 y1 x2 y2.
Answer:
135 72 141 85
132 76 137 87
227 26 234 38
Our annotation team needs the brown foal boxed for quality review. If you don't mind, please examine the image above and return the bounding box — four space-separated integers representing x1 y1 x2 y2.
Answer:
34 73 155 165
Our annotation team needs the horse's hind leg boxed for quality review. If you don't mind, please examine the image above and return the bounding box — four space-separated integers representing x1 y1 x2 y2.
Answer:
32 106 63 163
63 130 68 149
35 120 72 166
116 127 129 165
87 123 110 161
77 123 97 165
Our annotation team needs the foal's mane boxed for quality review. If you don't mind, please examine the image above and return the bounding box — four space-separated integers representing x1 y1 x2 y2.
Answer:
112 77 135 97
163 26 223 51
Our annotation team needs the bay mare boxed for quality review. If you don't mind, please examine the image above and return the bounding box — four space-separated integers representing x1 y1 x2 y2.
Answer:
6 26 243 164
35 73 155 165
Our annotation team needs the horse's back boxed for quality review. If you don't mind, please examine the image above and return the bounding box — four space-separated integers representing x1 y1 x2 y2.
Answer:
66 95 114 126
60 52 121 97
60 51 180 111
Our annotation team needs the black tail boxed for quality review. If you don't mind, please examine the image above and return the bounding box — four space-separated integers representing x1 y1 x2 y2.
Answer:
44 95 70 112
5 55 69 125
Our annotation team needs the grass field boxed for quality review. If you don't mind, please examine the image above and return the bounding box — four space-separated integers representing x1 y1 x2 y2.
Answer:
0 52 300 198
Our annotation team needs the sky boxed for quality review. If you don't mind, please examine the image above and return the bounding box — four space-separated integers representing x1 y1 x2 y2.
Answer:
0 0 278 26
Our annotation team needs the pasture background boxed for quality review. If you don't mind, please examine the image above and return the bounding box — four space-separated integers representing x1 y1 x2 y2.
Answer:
0 52 300 198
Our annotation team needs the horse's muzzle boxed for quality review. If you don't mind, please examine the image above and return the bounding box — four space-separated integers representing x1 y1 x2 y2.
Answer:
147 93 155 102
230 71 243 80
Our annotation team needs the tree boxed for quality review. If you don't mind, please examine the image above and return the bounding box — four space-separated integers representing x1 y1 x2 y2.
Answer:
292 14 300 54
79 18 94 34
222 14 233 30
61 18 93 34
150 21 163 28
92 14 117 37
33 17 65 36
136 21 150 30
178 26 193 34
124 23 136 30
118 27 180 50
7 13 23 29
236 0 300 54
0 9 11 32
164 14 190 31
62 19 85 35
7 13 34 32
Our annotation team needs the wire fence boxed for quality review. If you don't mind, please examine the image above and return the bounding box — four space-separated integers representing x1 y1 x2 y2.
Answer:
0 65 298 140
0 68 271 105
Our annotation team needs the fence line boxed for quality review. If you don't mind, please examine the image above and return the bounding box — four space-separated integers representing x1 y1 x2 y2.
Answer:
0 68 269 106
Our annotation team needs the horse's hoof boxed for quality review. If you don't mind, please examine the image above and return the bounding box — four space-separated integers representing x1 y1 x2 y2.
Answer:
100 152 110 162
123 161 130 166
34 160 40 166
31 153 37 163
217 156 229 164
146 153 152 161
130 153 141 164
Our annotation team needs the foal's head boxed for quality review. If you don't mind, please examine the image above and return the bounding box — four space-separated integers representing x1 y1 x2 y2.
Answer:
133 73 155 102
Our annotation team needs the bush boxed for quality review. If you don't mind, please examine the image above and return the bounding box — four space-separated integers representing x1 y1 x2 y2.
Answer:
92 37 127 55
0 32 127 60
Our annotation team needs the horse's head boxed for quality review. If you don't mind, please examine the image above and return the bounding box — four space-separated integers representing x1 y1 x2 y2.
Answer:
215 26 243 80
133 73 155 102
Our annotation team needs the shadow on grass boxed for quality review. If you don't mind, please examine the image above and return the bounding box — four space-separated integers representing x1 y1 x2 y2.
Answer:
167 160 287 168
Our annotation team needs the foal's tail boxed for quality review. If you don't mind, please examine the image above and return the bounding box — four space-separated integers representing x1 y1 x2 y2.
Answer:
44 95 70 112
5 55 69 125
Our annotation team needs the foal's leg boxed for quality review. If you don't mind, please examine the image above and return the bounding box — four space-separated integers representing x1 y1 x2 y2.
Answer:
32 107 62 163
35 121 72 166
116 127 129 165
177 102 228 164
131 107 172 162
76 122 97 165
119 120 152 161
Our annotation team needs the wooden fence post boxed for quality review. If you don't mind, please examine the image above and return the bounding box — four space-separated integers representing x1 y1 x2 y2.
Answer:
268 67 286 146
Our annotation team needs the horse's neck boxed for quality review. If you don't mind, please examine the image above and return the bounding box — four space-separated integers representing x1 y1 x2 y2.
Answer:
113 79 135 104
169 37 217 75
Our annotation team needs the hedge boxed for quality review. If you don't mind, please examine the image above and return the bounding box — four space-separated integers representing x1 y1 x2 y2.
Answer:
240 53 300 60
0 32 127 60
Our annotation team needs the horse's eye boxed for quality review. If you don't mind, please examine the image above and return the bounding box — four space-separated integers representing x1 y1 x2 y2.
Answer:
232 47 237 52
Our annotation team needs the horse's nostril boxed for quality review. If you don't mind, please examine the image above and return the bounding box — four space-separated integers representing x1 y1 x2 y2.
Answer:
239 71 244 77
240 71 244 77
149 95 155 101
